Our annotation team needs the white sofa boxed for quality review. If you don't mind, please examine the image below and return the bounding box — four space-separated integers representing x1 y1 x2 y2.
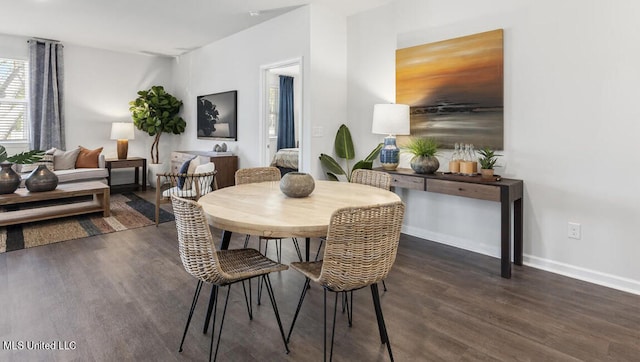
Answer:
19 154 108 186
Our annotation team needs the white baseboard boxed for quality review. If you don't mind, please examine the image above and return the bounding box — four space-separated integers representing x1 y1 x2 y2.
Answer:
402 226 640 296
524 255 640 296
402 225 501 259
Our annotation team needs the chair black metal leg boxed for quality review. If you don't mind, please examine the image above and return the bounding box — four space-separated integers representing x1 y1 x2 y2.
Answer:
323 288 327 362
257 273 264 306
382 280 388 292
329 291 339 361
212 285 231 362
263 275 290 354
341 291 353 327
207 285 219 362
179 280 203 352
243 234 251 248
286 277 311 343
346 291 353 327
315 238 324 261
292 238 303 262
203 284 217 333
241 279 253 320
276 239 282 263
371 283 394 361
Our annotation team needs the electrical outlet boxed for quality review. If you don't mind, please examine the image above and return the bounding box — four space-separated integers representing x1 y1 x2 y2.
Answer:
568 222 581 239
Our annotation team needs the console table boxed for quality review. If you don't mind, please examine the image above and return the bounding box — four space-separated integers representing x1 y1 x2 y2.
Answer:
378 168 523 279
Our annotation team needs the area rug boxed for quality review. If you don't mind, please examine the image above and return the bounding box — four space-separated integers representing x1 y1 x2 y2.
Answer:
0 192 174 253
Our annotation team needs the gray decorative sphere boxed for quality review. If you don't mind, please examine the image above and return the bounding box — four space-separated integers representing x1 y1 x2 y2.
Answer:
280 172 315 198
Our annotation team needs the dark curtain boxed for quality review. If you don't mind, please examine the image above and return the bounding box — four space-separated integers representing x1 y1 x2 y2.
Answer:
277 75 295 150
29 39 65 150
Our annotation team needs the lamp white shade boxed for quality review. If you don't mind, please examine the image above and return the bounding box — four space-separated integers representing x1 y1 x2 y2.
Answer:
110 122 135 140
371 104 410 136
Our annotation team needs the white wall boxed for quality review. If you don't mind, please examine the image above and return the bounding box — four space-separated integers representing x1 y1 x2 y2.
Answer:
171 7 311 170
307 4 349 177
347 0 640 294
64 44 172 162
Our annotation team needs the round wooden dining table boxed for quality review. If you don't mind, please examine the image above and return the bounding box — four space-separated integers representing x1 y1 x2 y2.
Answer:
197 180 401 259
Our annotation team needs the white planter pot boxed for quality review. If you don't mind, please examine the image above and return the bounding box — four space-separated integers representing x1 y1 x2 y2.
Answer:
148 163 168 189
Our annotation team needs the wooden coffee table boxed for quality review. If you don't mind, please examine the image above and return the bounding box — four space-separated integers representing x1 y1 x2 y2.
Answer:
0 181 110 227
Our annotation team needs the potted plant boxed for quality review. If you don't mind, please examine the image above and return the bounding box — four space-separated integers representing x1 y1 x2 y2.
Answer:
403 137 439 174
129 85 186 164
0 145 44 194
129 85 186 187
477 147 501 179
319 124 382 182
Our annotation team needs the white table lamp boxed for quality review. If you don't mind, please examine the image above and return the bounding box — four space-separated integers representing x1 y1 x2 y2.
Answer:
371 104 410 170
110 122 135 159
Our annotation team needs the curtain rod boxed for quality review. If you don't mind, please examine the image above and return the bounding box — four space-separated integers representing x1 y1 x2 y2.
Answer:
28 37 61 44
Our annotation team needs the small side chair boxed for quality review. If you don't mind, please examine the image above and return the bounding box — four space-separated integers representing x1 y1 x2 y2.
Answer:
287 201 405 361
155 161 217 226
171 195 289 361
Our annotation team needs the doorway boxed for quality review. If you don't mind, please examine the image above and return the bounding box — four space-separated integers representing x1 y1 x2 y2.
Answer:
259 58 303 170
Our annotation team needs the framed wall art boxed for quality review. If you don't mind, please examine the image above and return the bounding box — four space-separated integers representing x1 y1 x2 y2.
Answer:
197 90 237 141
396 29 504 149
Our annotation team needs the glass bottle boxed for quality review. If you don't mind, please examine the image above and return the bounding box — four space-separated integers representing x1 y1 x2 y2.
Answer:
460 143 473 175
469 144 478 173
449 143 461 174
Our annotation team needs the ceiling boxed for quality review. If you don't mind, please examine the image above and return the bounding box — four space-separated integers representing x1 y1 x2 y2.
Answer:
0 0 390 57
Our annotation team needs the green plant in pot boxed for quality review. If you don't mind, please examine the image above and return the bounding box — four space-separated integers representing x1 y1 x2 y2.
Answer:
0 145 44 194
129 85 186 164
319 124 383 182
403 137 439 174
477 147 501 179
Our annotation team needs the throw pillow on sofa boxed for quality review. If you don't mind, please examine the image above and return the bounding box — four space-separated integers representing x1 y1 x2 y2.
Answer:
76 146 103 168
53 147 81 170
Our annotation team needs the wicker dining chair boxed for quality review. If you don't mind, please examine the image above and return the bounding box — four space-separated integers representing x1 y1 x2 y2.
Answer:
350 168 392 190
155 161 217 226
350 168 392 292
314 169 394 290
171 195 289 362
235 167 303 263
287 201 405 362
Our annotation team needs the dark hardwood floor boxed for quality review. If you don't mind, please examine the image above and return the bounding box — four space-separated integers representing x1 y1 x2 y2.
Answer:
1 196 639 361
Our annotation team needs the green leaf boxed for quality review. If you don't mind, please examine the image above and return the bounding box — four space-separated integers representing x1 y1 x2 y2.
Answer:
363 143 383 162
326 173 339 181
334 124 355 160
352 160 373 171
0 145 7 162
319 153 346 176
8 150 44 164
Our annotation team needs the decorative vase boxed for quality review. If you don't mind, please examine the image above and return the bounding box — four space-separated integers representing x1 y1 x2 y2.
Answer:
0 162 21 194
25 164 59 192
480 168 494 179
148 163 167 189
280 172 315 198
410 155 439 174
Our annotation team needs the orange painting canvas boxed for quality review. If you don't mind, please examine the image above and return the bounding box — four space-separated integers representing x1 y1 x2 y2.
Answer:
396 29 504 149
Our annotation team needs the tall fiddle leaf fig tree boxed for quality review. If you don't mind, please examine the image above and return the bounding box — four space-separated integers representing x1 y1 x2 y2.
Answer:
129 86 186 164
319 124 383 182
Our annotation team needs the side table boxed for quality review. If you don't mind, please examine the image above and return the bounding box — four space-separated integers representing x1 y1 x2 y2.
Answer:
105 157 147 191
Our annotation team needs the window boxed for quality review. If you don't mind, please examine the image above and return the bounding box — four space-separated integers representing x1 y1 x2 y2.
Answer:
0 58 28 142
